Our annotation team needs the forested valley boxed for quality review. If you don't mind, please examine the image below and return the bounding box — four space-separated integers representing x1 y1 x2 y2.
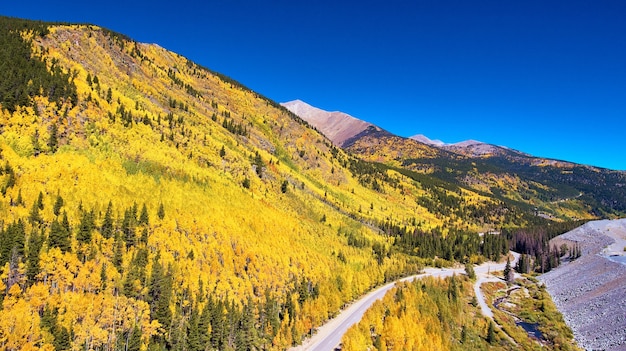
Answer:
0 16 611 351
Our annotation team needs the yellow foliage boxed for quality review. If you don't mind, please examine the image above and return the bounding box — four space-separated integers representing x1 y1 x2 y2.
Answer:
0 20 573 350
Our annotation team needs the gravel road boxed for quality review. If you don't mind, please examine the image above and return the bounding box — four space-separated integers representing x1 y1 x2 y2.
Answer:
291 254 515 351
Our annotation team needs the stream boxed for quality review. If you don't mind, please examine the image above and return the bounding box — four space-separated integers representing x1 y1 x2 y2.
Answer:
493 287 545 342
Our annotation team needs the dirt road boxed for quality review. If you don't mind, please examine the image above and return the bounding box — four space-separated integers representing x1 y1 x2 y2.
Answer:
291 253 516 351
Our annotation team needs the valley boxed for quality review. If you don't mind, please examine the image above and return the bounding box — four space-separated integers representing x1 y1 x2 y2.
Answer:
293 253 517 351
0 16 623 351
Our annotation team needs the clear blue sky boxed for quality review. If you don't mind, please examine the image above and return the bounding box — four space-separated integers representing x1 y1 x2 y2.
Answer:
3 0 625 170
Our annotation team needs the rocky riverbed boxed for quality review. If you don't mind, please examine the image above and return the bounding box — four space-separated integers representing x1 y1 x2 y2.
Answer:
539 219 626 351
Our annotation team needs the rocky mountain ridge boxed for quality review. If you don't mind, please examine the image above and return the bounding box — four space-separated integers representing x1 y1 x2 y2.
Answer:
280 100 373 147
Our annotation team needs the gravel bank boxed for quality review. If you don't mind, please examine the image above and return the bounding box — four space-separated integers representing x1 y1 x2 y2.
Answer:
539 219 626 351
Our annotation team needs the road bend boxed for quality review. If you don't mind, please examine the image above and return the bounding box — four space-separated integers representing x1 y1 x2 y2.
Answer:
291 252 517 351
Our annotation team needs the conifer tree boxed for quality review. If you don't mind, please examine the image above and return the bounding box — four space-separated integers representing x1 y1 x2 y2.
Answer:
53 193 64 216
123 206 137 248
448 274 459 302
140 228 148 245
253 151 264 177
101 201 114 239
49 214 71 253
209 297 225 349
187 302 201 351
41 307 71 350
31 130 42 156
487 320 496 344
157 203 165 220
25 228 43 285
504 256 512 282
0 220 25 267
281 180 289 193
148 253 173 332
29 200 42 224
236 296 257 350
76 210 94 244
464 262 476 280
48 123 59 152
15 189 23 207
139 203 149 226
113 233 124 272
198 296 212 347
100 263 108 292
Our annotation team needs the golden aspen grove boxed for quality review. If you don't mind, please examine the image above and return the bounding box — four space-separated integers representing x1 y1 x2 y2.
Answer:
0 17 615 351
341 275 581 351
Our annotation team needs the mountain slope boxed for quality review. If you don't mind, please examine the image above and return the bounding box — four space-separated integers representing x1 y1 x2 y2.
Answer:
0 17 534 350
0 19 415 350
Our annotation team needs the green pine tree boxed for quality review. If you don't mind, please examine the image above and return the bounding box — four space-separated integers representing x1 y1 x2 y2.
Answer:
187 302 201 351
487 320 496 344
25 228 43 285
464 262 476 280
157 203 165 220
101 201 114 239
48 123 59 152
76 210 94 244
504 256 512 282
53 193 64 216
139 203 149 226
49 215 71 253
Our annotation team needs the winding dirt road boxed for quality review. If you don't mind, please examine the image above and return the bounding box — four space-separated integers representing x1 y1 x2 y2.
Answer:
290 253 517 351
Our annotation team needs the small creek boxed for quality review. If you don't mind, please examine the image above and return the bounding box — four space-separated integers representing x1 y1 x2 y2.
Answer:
493 287 545 342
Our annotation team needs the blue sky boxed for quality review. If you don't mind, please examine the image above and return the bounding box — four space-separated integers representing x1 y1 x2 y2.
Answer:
3 1 625 170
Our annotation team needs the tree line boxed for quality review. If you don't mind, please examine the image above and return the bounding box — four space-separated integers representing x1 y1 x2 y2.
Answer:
0 17 77 112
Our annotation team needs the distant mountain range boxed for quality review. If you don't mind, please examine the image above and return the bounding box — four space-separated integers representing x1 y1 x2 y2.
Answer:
283 99 626 217
281 99 531 159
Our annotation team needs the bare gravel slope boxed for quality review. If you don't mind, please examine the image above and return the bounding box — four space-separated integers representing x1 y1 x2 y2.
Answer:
539 219 626 351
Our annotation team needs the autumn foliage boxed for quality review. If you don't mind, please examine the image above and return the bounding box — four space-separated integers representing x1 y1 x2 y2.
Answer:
0 17 585 350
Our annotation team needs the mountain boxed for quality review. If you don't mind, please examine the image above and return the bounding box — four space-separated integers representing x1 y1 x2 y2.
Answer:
0 16 622 351
0 17 537 350
410 135 535 159
288 101 626 219
281 100 377 147
409 134 445 147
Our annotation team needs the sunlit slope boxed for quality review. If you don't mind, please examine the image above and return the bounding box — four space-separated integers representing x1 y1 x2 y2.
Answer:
346 131 626 221
0 20 446 350
0 18 571 350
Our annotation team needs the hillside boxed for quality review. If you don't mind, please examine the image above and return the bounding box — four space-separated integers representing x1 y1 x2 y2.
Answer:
0 17 549 350
286 101 626 221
